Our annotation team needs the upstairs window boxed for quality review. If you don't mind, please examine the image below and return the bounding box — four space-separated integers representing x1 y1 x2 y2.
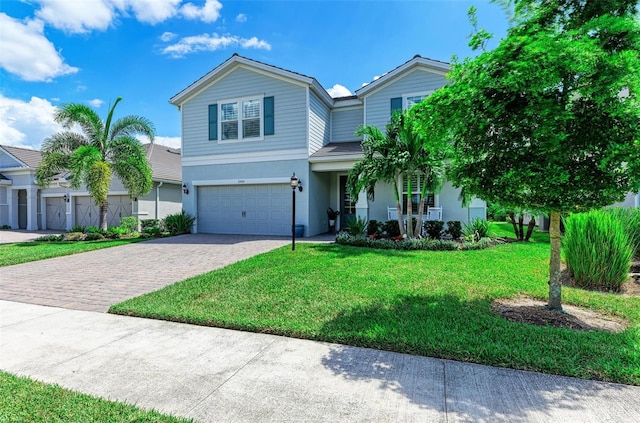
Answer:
221 97 262 141
209 96 274 142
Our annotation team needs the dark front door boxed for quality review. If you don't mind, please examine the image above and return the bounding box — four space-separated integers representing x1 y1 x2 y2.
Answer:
18 189 27 229
339 175 356 230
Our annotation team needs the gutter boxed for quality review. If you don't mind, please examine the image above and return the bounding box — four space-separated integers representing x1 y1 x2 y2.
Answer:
155 182 163 219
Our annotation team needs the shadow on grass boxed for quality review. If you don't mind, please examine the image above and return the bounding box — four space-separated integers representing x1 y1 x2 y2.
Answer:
319 294 639 418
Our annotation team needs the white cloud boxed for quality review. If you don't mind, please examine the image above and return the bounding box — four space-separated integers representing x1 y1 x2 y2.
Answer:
180 0 222 23
0 13 79 82
236 13 247 23
0 95 63 150
127 0 182 24
32 0 220 34
327 84 352 98
35 0 115 33
160 31 177 42
87 99 104 108
162 33 271 58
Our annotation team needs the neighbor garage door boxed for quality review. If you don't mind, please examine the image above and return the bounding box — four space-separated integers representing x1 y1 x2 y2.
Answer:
45 197 67 230
197 184 291 235
75 195 132 228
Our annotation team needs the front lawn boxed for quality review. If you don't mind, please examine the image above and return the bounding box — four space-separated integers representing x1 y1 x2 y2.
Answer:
0 371 192 423
0 238 147 267
110 223 640 385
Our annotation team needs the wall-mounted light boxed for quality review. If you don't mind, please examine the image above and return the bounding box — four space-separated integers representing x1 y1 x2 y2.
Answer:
62 193 70 203
183 183 189 195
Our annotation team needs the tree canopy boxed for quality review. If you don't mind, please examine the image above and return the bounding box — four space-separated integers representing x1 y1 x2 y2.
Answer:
414 0 640 309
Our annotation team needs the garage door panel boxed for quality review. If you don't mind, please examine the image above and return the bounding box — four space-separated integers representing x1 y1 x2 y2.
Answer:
197 184 291 235
75 195 132 228
46 197 66 230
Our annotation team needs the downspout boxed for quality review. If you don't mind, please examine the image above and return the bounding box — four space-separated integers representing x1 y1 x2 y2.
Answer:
155 182 163 219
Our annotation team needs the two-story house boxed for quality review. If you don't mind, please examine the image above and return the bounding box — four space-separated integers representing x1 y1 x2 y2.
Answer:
0 144 183 231
170 54 487 237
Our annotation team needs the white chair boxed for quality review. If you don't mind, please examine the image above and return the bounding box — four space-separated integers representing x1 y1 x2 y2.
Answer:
427 206 442 221
388 207 398 221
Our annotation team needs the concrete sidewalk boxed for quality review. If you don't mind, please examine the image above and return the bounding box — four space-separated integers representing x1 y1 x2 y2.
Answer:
2 300 639 422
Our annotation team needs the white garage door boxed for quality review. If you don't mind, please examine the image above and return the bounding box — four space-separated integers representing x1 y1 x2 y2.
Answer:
197 184 292 235
75 195 132 228
46 197 67 230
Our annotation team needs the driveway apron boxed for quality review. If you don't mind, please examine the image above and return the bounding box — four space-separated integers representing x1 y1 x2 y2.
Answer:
0 234 290 312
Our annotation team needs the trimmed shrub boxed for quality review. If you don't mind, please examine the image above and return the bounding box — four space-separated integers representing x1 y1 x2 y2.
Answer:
70 225 86 233
140 219 160 230
84 232 104 241
463 218 490 242
367 220 382 237
163 210 196 235
85 226 103 234
445 221 463 239
62 232 85 241
424 220 444 239
143 226 162 237
35 234 64 242
346 215 368 236
382 220 401 238
119 216 138 233
564 210 632 291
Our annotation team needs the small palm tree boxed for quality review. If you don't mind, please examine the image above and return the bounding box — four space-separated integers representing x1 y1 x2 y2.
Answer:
36 97 155 230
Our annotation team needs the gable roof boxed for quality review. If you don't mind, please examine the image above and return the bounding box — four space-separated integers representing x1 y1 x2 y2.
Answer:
170 53 333 107
355 54 450 97
0 145 43 168
143 143 182 182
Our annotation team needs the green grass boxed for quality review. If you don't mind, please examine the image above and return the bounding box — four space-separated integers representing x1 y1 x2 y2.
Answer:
0 238 147 267
110 222 640 385
0 371 192 423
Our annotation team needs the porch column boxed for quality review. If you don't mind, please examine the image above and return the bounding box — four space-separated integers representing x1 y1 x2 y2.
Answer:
66 195 73 231
355 190 369 221
26 186 38 230
8 189 17 229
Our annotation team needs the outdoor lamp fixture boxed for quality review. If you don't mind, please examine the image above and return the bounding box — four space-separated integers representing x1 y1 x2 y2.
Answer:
62 194 70 203
182 183 189 195
290 173 302 251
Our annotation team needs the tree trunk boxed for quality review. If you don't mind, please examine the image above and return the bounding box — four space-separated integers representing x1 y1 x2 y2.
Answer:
99 201 109 231
548 211 563 310
509 212 520 240
517 214 524 240
524 217 536 241
396 202 405 237
414 198 425 238
405 189 413 238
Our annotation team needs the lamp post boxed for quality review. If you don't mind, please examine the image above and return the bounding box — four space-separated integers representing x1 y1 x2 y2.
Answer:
290 173 302 251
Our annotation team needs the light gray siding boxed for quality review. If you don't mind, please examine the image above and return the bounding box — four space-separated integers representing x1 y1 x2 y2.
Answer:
309 91 330 154
137 182 182 220
331 107 363 143
0 153 22 168
182 158 309 235
181 66 308 158
365 68 447 130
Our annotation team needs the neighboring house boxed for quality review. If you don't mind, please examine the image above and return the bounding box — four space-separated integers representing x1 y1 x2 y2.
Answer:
0 144 182 230
170 53 487 237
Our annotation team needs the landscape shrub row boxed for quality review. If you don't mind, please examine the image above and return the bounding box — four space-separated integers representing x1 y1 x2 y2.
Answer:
336 232 493 251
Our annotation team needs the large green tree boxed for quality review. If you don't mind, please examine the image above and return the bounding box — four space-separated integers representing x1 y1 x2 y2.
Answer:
36 97 155 230
415 0 640 309
347 111 447 238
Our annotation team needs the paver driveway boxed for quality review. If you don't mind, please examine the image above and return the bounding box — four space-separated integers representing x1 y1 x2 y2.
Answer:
0 234 291 312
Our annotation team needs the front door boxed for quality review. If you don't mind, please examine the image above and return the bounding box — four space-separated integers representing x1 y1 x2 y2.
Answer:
18 189 27 229
339 175 356 230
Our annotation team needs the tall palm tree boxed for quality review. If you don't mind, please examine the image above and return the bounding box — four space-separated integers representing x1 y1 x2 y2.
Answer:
347 111 447 238
36 97 155 230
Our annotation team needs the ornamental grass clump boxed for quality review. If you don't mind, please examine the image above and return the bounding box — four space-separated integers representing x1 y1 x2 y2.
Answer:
564 210 632 291
610 207 640 259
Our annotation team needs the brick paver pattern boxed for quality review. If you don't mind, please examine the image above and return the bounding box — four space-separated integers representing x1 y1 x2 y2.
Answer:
0 234 291 312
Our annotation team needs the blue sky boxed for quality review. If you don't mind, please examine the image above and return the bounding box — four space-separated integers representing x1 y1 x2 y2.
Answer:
0 0 509 150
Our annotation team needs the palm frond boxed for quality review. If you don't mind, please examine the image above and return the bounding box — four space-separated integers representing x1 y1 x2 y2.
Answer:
41 132 89 155
109 115 156 143
35 152 70 188
68 146 102 190
54 103 103 146
109 137 153 197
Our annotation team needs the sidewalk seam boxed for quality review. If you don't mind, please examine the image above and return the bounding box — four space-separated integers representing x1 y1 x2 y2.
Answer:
183 336 280 415
443 361 449 423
